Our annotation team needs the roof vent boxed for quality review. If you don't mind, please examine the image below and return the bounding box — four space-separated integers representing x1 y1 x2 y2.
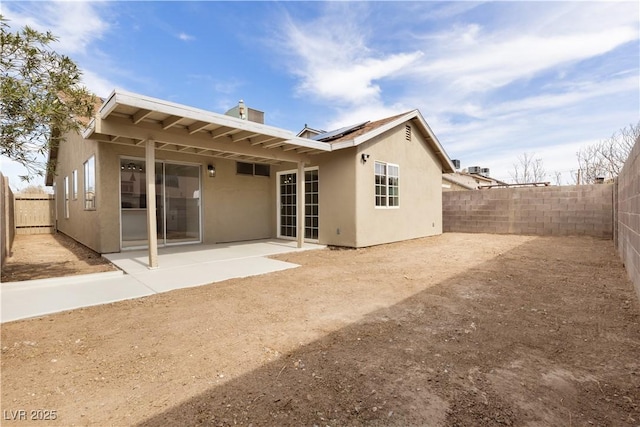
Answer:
405 124 411 141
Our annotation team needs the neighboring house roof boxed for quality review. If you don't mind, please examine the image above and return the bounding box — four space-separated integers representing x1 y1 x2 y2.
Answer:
296 125 326 138
314 110 455 173
442 174 477 190
442 171 509 190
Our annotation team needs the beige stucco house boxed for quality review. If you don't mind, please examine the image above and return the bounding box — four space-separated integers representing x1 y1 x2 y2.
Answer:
47 90 454 266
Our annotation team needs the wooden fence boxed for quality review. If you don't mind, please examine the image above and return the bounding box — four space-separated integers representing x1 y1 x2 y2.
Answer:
14 194 55 235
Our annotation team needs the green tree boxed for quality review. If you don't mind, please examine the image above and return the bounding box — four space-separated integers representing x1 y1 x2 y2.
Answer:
1 16 96 181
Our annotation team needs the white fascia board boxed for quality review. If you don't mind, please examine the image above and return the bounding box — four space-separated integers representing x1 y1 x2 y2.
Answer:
81 118 96 139
105 90 330 152
413 110 455 172
331 139 356 150
99 89 118 119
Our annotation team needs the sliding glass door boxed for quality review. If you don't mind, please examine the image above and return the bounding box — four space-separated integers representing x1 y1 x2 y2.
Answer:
120 159 201 249
164 163 200 244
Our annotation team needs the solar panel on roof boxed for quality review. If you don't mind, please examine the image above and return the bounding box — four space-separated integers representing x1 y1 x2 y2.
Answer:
311 121 370 142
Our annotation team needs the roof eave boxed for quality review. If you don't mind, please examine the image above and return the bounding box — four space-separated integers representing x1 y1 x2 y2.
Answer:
101 89 330 153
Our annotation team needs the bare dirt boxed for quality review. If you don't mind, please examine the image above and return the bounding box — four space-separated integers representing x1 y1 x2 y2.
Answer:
1 233 639 426
1 233 117 282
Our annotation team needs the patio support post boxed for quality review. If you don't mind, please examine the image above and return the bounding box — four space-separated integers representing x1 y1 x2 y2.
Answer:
297 161 305 248
145 139 159 269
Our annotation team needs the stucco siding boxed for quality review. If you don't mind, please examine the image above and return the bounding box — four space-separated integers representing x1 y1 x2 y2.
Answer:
207 159 274 243
354 122 443 247
314 149 357 247
59 139 280 253
52 132 102 252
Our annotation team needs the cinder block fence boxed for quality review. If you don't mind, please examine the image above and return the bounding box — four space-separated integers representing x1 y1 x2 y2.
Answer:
617 138 640 299
443 184 613 239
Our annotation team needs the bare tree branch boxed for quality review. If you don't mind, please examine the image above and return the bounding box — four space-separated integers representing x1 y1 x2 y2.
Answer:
510 152 547 184
575 121 639 184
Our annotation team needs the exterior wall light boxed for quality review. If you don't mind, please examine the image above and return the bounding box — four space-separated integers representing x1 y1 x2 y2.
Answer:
207 164 216 178
361 153 370 163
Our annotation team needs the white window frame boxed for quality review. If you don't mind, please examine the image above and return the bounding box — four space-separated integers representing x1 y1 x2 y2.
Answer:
276 166 320 243
63 176 70 218
374 161 399 208
84 155 96 210
72 169 78 200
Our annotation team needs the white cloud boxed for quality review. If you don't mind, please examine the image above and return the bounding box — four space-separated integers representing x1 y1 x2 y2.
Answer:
483 75 638 119
296 51 423 105
273 1 638 183
178 32 194 41
414 26 638 93
2 1 110 55
80 69 120 99
279 4 423 107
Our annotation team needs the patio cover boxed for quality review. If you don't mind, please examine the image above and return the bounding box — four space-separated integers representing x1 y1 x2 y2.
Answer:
83 90 330 164
82 90 323 266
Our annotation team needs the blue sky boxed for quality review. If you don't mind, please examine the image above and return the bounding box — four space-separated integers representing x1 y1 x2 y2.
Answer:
1 1 639 189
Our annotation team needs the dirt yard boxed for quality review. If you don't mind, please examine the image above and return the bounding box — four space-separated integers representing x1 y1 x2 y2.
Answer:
1 233 117 282
1 233 639 426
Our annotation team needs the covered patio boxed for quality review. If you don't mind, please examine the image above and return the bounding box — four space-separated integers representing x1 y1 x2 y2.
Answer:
83 90 331 268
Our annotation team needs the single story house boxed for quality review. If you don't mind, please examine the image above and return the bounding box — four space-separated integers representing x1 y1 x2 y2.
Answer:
442 171 508 191
47 90 454 267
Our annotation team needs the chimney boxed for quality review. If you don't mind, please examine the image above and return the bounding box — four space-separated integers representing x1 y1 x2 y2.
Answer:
224 100 264 124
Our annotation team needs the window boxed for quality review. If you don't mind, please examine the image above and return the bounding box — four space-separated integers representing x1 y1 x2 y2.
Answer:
236 161 254 175
236 161 270 177
375 161 399 207
72 169 78 200
84 155 96 210
254 163 270 177
63 176 69 218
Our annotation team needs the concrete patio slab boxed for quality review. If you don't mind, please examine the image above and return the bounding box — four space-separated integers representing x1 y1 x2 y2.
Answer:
104 239 323 274
1 239 324 323
1 272 154 323
128 257 298 293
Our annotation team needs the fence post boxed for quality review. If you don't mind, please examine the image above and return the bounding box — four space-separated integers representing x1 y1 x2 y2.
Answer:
1 173 16 268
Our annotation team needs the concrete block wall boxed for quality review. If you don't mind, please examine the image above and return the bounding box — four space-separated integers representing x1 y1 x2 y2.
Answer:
443 184 613 238
617 137 640 298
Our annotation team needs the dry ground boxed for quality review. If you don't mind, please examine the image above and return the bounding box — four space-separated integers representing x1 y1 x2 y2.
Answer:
1 233 639 426
1 233 117 282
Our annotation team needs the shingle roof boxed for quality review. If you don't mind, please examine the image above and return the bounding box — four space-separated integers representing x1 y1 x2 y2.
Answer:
324 112 411 144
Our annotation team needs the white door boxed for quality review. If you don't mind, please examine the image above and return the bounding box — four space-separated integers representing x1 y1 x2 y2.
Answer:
277 168 319 241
